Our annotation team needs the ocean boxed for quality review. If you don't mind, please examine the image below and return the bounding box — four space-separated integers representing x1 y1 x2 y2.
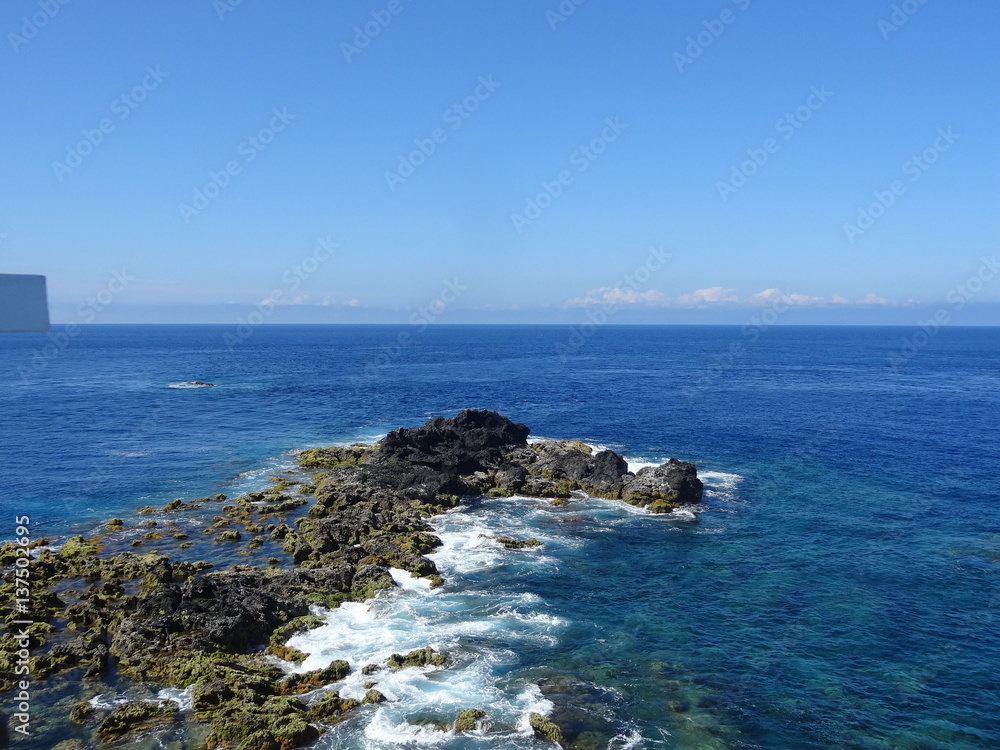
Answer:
1 324 998 749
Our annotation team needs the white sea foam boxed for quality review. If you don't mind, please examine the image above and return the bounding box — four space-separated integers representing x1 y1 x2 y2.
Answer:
513 683 554 735
157 685 194 711
625 458 662 474
289 559 561 675
699 470 744 502
609 727 648 749
364 711 453 746
86 686 193 713
166 381 214 389
668 508 699 522
699 470 743 488
390 567 433 592
88 693 131 710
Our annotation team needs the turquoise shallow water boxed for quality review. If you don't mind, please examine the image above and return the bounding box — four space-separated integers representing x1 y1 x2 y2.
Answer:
1 324 998 748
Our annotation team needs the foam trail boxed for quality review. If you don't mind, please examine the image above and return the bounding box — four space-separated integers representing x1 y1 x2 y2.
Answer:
699 470 744 502
283 501 584 747
285 487 725 747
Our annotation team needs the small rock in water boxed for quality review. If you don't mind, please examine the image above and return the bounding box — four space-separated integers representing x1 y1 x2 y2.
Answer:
529 712 564 744
454 708 487 732
386 646 448 669
493 536 542 550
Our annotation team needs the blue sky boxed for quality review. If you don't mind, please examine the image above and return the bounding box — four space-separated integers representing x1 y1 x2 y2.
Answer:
2 0 998 324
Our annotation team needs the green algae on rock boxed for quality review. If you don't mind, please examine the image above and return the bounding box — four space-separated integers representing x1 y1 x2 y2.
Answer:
454 707 487 731
493 535 543 550
387 646 448 669
529 711 565 744
94 700 179 742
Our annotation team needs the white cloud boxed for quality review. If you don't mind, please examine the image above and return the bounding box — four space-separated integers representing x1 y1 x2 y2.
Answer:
259 294 362 308
748 289 845 307
563 285 897 311
261 294 311 306
564 287 667 309
746 288 786 306
859 293 890 306
675 287 739 307
785 292 826 306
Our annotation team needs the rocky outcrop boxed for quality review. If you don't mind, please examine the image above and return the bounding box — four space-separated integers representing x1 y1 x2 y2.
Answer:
94 700 178 742
0 409 703 750
306 409 702 517
620 458 703 510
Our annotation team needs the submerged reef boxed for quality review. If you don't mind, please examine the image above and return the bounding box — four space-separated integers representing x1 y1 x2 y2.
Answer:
1 410 702 748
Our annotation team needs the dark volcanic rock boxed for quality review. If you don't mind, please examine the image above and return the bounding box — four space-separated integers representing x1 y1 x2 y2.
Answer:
591 450 630 486
111 566 356 674
621 458 703 510
373 409 531 475
308 410 704 519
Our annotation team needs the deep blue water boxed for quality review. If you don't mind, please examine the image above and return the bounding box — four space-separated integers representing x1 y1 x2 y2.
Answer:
1 325 998 749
